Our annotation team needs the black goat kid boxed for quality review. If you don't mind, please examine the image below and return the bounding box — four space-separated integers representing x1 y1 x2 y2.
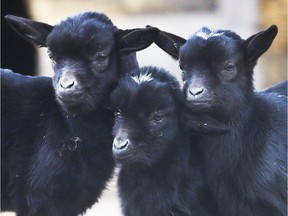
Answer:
110 66 223 216
1 12 157 216
148 25 287 215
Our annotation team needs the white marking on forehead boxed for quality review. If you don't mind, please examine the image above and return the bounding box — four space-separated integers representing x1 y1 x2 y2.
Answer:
196 31 224 40
131 71 153 85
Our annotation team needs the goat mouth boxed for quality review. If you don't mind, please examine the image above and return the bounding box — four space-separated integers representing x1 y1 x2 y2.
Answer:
113 150 134 162
57 92 83 102
113 145 145 163
187 100 212 110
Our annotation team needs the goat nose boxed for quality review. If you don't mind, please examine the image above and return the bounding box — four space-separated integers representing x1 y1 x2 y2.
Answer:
188 87 204 96
113 138 130 151
59 77 75 89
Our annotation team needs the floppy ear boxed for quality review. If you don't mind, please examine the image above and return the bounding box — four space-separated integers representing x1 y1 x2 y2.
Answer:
5 14 53 47
148 25 186 60
116 26 159 53
245 25 278 65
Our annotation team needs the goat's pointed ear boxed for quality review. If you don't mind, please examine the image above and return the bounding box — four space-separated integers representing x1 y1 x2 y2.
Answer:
150 26 186 60
116 26 159 52
245 25 278 64
5 14 53 47
183 111 230 135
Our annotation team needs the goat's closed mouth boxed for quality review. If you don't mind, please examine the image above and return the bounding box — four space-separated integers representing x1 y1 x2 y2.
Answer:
188 100 211 106
113 149 134 162
57 92 83 101
186 100 212 111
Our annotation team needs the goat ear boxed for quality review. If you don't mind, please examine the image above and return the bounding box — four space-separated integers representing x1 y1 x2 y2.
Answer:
183 110 230 135
245 25 278 63
5 14 53 47
150 26 186 60
116 26 159 52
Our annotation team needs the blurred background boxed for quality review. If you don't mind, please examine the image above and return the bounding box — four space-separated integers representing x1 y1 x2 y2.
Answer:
1 0 287 215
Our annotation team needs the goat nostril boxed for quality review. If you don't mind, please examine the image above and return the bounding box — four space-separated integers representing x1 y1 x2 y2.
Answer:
121 140 129 149
189 88 204 96
60 80 75 89
113 139 129 151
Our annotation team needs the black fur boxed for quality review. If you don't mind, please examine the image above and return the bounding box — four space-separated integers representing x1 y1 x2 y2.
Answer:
150 25 287 216
110 66 219 216
1 69 114 215
2 12 158 216
262 80 287 96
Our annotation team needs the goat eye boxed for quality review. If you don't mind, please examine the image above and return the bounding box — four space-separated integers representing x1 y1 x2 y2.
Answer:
224 63 236 71
47 51 57 65
47 50 52 58
48 55 56 65
180 65 186 73
220 62 237 81
48 53 53 60
47 50 55 60
152 114 165 123
95 54 108 62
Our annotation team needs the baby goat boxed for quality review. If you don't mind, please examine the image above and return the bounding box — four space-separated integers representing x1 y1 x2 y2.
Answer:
1 12 157 216
110 66 224 216
149 26 287 215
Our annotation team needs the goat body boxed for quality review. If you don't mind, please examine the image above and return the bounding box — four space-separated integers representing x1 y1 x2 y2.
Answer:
1 69 114 215
197 91 287 216
149 25 287 215
262 80 287 96
2 12 158 215
110 66 219 216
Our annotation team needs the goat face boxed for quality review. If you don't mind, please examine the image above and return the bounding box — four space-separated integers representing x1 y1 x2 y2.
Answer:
151 25 278 116
180 26 277 116
5 12 159 114
47 13 118 113
110 67 180 166
180 28 246 114
5 12 118 113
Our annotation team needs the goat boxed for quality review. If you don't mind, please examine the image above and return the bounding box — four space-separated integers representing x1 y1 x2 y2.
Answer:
1 12 157 216
110 66 226 216
145 25 287 215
